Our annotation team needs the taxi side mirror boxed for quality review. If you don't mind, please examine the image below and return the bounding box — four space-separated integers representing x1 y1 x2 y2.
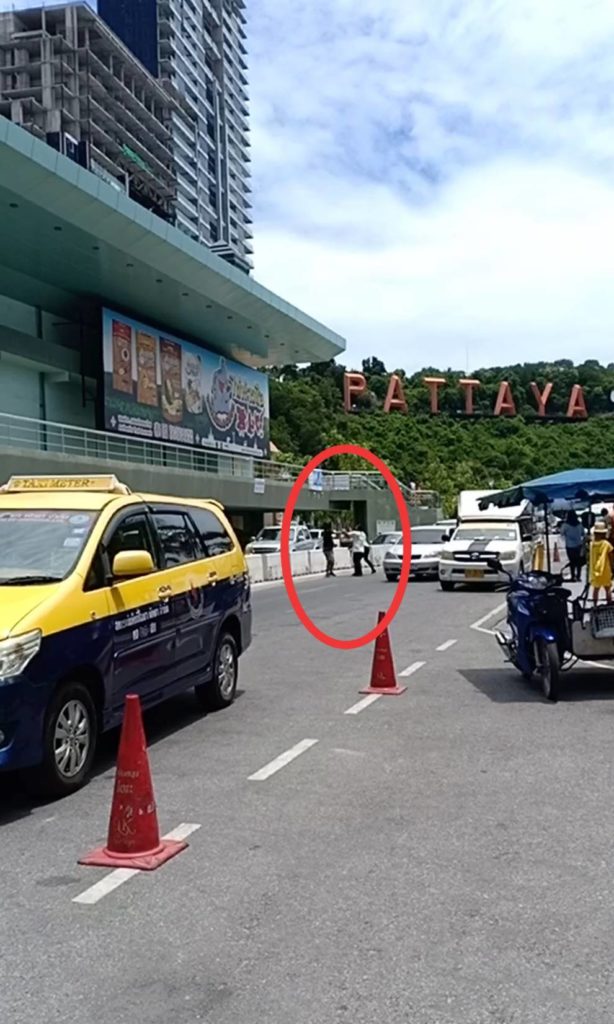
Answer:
112 550 155 579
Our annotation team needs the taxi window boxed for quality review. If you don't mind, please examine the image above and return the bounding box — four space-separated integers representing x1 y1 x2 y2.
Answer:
190 507 234 557
153 511 203 567
85 513 157 591
107 514 156 565
0 509 97 583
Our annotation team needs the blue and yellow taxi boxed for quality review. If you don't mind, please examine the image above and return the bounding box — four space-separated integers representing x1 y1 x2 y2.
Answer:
0 474 251 796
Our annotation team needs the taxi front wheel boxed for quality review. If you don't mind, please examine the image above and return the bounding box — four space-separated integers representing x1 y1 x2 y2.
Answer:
22 681 98 798
195 631 238 712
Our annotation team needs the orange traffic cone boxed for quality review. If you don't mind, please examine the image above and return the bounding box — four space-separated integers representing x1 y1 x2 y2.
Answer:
79 695 188 871
360 611 407 695
553 541 560 564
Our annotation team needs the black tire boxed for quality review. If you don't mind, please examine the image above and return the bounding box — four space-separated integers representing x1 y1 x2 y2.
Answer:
384 572 398 582
536 638 559 702
440 580 455 591
195 630 238 712
21 681 98 798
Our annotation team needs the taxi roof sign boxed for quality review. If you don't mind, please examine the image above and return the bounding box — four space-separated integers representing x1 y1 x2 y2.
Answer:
2 474 131 494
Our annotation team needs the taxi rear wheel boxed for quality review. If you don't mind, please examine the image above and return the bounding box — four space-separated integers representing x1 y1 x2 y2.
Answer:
22 681 98 798
195 631 238 712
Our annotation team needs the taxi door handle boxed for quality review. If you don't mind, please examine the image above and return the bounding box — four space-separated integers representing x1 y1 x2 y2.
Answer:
207 570 218 586
158 585 172 601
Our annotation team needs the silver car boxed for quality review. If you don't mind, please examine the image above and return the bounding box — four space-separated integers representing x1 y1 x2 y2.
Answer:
384 526 446 582
246 524 315 555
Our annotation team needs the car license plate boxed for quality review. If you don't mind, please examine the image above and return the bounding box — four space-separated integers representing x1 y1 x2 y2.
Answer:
465 569 484 580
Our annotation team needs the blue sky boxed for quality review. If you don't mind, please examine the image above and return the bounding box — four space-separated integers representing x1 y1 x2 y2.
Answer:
2 1 614 370
247 0 614 371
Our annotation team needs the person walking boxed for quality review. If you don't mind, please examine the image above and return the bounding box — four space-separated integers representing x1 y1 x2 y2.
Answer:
349 525 365 576
560 510 585 582
362 533 376 574
322 522 335 577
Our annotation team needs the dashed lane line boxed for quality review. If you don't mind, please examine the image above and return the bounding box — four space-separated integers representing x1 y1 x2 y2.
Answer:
248 739 319 781
72 823 202 906
436 639 458 652
344 694 381 715
399 660 426 678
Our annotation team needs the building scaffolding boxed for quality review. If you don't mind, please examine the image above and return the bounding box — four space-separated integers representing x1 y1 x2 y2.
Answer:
0 3 183 223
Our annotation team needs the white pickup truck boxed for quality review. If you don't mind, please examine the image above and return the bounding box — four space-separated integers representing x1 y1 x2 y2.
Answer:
438 491 533 590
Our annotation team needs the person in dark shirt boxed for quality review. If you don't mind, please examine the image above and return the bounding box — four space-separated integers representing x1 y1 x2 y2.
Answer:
322 522 335 577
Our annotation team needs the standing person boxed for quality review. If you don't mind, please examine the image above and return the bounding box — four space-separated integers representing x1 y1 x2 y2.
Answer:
589 521 614 606
362 532 376 574
560 510 585 582
349 525 365 576
322 522 335 578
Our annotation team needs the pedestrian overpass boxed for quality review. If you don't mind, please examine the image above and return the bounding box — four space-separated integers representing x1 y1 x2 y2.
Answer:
0 411 441 540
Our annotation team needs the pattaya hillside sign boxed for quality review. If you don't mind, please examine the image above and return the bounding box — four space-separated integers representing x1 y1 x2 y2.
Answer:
343 372 589 419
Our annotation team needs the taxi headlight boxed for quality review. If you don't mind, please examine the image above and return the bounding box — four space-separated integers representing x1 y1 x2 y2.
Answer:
441 548 454 559
0 629 42 682
499 549 518 562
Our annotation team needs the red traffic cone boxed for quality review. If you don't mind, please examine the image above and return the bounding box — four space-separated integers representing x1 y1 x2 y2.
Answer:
360 612 407 695
79 695 187 871
553 541 560 564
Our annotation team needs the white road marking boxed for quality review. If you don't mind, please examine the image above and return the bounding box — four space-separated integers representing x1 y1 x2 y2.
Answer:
399 660 426 677
73 868 139 905
470 603 506 636
579 659 614 672
72 822 201 906
344 694 381 715
248 739 318 781
436 639 458 652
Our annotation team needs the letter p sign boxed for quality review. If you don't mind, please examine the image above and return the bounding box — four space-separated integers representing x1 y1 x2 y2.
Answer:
344 372 367 412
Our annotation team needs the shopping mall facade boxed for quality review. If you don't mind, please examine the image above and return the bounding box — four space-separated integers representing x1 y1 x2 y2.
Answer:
0 119 440 539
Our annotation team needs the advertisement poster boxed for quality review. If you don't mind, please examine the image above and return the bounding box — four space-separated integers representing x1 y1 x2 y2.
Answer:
102 309 270 458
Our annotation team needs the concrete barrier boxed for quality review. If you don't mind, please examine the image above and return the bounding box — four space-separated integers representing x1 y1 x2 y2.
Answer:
245 554 265 583
246 546 353 583
261 553 282 581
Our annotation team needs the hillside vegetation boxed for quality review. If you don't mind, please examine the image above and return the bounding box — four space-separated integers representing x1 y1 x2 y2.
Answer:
269 358 614 514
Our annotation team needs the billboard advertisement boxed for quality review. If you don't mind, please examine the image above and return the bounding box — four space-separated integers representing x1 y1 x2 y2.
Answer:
102 309 270 458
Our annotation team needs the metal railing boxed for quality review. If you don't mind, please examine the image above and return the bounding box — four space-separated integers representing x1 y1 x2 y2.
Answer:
0 412 439 506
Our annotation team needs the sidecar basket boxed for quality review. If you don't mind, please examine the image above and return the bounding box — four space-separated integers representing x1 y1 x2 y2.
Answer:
590 605 614 639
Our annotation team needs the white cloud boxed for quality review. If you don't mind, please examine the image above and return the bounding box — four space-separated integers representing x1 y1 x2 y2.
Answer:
248 0 614 370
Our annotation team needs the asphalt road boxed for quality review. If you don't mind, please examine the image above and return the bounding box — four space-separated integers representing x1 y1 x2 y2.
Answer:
3 572 614 1023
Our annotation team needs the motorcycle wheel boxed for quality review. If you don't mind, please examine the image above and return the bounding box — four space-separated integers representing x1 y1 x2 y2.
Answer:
536 638 559 702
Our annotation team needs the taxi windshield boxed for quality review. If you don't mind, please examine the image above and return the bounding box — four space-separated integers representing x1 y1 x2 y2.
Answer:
0 509 97 583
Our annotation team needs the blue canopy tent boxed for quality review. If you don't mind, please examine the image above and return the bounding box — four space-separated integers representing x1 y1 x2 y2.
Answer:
479 469 614 573
478 469 614 510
